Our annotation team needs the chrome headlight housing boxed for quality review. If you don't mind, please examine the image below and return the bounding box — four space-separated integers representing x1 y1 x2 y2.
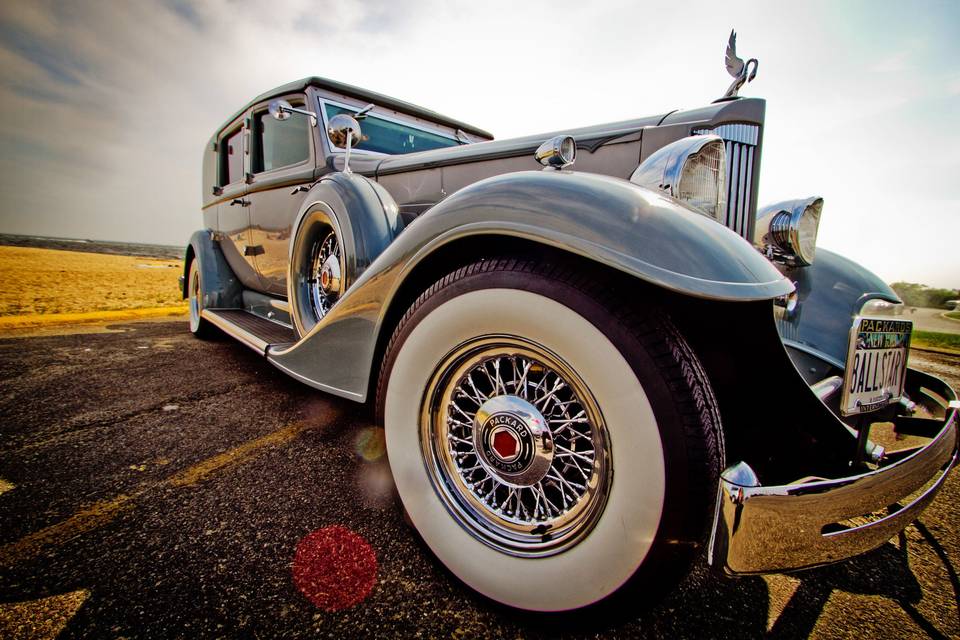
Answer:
630 135 727 222
754 196 823 266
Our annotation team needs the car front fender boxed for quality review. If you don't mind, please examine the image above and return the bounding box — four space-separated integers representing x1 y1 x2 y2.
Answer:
409 171 791 301
268 170 792 402
776 248 901 370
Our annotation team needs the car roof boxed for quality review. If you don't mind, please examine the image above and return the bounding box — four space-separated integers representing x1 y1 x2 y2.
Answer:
216 76 494 140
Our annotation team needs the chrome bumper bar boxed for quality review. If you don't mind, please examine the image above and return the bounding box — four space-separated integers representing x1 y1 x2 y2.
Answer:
708 373 959 575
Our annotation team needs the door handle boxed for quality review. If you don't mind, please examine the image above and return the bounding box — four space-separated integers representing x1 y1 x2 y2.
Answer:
230 198 250 207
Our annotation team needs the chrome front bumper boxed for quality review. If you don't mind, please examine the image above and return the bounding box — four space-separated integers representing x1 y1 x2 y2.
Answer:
708 372 959 575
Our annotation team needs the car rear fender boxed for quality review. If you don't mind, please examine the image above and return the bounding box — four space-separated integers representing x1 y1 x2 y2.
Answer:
183 229 243 310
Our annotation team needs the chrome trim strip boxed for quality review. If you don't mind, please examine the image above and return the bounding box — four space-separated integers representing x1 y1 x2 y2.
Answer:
694 123 759 145
737 144 748 236
743 150 754 236
728 143 740 230
265 354 365 402
201 309 268 354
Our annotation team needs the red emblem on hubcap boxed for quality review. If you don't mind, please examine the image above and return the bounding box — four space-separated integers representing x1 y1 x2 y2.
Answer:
492 430 519 460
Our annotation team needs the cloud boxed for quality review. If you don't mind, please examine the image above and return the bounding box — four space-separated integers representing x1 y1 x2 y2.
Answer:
0 0 958 288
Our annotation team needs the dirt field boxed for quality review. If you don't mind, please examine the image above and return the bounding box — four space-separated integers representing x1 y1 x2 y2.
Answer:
0 246 187 327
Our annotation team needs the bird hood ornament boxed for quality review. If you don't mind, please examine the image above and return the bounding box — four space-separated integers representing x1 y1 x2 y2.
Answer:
722 30 758 99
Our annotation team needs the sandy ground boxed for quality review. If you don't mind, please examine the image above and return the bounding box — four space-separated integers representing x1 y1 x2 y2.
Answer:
0 246 186 318
0 320 957 638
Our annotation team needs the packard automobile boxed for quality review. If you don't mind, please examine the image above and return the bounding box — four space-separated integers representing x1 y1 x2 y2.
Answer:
181 32 958 612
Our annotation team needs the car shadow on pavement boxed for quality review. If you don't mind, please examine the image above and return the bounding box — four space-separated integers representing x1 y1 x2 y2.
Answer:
763 526 955 640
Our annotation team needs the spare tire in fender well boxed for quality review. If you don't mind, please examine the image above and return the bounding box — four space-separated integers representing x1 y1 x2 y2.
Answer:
285 172 403 336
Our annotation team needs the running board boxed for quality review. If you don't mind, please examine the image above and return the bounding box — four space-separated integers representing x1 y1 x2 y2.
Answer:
201 309 298 355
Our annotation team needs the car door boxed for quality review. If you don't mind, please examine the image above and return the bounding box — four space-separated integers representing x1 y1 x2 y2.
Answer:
246 94 317 297
215 117 262 291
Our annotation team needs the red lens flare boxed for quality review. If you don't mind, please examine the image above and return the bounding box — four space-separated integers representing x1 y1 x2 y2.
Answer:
292 525 377 611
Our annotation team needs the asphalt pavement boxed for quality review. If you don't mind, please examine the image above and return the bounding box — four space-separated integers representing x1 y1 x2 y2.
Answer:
909 308 960 335
0 319 958 638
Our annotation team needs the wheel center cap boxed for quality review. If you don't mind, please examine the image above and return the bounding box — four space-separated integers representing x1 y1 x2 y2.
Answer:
474 395 553 487
491 429 520 461
319 254 341 295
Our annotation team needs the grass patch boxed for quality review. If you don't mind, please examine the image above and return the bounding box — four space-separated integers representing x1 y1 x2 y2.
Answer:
913 330 960 353
945 311 960 320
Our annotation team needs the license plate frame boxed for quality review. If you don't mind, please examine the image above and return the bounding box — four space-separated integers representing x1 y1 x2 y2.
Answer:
840 316 913 416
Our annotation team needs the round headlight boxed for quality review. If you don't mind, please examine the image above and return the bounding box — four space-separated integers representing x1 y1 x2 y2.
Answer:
630 134 727 223
755 197 823 267
677 139 726 222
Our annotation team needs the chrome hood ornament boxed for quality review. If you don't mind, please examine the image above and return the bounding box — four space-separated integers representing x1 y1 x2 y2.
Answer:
722 30 758 99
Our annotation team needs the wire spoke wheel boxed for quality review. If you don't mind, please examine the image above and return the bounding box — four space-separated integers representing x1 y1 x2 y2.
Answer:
308 230 341 320
380 259 722 612
424 338 610 556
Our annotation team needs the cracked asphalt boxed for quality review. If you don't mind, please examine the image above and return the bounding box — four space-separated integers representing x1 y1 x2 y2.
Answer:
0 319 957 638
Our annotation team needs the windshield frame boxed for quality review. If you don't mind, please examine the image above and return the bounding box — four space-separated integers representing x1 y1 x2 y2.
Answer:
317 97 463 157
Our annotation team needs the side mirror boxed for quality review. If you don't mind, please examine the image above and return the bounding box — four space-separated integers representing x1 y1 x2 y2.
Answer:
327 114 362 175
267 99 317 127
268 99 292 121
327 114 361 149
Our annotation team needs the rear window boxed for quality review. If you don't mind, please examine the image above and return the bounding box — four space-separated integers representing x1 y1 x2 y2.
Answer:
219 128 243 186
324 104 460 155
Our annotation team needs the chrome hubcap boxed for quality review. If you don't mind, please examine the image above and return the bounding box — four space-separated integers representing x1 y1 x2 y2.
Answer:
474 395 554 486
423 338 611 556
308 230 340 320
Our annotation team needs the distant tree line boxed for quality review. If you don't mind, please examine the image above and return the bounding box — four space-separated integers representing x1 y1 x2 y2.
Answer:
889 282 960 309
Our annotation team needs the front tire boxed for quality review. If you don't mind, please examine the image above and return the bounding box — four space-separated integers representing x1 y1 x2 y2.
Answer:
378 259 723 612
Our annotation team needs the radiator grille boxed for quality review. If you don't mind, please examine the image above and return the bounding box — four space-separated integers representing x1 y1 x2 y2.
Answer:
693 124 760 240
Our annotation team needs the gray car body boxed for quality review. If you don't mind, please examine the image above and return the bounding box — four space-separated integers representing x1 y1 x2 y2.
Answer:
188 77 800 402
182 77 960 585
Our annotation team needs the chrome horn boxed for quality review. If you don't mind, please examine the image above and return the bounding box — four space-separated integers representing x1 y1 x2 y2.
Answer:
327 114 362 175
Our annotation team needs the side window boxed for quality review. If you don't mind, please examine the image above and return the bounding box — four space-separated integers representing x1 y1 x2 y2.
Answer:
253 101 311 173
219 127 244 186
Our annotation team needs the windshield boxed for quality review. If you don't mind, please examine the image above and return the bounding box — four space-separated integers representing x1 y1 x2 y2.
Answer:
323 104 461 155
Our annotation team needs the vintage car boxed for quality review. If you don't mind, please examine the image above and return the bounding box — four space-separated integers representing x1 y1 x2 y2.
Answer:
181 34 958 613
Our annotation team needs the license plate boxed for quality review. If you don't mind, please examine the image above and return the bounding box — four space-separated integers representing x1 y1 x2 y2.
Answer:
840 317 912 416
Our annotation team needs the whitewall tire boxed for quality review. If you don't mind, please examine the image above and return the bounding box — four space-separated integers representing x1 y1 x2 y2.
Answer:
188 258 214 338
378 259 723 612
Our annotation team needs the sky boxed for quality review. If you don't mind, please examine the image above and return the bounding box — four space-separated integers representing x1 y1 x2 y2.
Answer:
0 0 957 288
